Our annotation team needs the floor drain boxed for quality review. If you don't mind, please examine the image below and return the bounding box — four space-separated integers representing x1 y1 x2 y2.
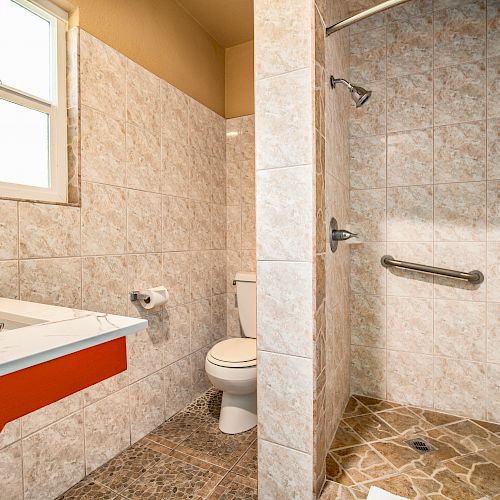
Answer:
405 437 436 454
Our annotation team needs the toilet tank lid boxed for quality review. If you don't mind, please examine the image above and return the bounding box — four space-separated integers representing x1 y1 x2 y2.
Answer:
235 272 256 283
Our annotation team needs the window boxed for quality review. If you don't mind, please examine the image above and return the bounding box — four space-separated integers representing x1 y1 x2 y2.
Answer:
0 0 68 203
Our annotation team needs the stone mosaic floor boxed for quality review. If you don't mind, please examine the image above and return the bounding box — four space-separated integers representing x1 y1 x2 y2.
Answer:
57 389 257 499
321 395 500 499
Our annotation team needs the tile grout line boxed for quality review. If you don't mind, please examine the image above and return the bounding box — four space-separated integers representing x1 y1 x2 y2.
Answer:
431 1 437 415
384 13 389 402
485 0 491 421
124 59 134 453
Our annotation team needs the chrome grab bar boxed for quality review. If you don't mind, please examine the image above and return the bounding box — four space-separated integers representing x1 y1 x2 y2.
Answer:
381 255 484 284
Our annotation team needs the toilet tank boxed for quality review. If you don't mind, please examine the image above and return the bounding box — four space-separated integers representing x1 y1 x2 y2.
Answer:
235 272 256 339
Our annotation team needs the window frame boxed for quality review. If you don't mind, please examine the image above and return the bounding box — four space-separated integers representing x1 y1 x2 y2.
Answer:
0 0 68 203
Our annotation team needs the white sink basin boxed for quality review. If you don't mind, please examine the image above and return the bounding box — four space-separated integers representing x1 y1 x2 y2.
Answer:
0 312 46 331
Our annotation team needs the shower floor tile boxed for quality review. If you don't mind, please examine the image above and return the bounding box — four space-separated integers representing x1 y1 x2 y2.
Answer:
374 407 434 436
320 481 365 499
370 430 468 471
58 389 257 500
405 406 463 428
322 394 500 499
481 445 500 465
326 453 354 485
353 395 400 413
343 396 372 418
442 420 500 453
356 465 481 500
342 413 396 442
472 419 500 435
328 443 397 484
434 452 500 498
329 420 364 450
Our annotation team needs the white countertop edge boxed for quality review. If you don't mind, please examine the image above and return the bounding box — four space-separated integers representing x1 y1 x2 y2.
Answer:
0 318 147 376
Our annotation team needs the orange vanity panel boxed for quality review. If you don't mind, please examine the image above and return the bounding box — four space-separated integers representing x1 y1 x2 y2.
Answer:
0 337 127 432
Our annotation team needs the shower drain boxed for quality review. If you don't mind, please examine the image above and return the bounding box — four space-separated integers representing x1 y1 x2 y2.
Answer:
405 437 436 454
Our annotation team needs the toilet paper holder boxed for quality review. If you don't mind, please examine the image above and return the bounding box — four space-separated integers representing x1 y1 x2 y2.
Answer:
129 287 169 309
129 291 150 302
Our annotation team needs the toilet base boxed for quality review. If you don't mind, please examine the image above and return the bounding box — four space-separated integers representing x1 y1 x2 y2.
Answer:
219 391 257 434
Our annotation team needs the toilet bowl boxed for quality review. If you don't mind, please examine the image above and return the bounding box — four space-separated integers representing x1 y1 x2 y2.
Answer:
205 337 256 434
205 272 256 434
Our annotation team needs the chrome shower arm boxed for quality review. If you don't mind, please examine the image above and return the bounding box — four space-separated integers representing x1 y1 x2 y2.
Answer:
330 76 372 107
330 77 353 91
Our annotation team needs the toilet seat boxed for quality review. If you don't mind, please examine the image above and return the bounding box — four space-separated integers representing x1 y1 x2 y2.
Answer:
207 338 256 368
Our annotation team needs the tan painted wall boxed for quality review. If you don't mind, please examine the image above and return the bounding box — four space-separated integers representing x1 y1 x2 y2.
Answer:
57 0 226 115
225 40 254 118
176 0 254 48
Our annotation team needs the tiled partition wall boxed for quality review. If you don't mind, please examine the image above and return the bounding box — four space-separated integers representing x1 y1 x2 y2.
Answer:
316 0 354 493
226 115 256 337
313 1 328 493
0 28 227 500
348 0 500 423
313 0 353 494
254 0 316 497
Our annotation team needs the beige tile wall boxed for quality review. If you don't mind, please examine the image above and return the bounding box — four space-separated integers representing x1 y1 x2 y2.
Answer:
0 28 227 500
348 0 500 423
254 0 316 498
225 115 256 337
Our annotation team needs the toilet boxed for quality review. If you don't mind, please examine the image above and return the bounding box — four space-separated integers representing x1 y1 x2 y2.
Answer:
205 271 256 434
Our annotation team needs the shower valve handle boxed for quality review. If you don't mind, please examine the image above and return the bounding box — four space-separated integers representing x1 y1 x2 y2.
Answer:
329 217 358 253
331 229 358 241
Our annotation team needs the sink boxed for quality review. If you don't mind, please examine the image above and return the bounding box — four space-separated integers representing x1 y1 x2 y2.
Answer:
0 297 148 377
0 298 147 435
0 312 46 332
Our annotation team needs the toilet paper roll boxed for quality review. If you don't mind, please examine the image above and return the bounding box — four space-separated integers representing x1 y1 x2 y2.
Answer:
139 286 169 310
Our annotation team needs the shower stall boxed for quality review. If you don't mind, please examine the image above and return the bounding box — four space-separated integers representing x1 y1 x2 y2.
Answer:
254 0 499 497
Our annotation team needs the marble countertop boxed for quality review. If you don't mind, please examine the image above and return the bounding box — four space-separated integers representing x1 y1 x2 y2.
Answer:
0 298 147 376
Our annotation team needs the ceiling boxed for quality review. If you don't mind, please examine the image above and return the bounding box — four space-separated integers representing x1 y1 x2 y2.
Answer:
176 0 253 48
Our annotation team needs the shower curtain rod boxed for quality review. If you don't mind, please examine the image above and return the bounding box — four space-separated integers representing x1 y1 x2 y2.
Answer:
326 0 411 36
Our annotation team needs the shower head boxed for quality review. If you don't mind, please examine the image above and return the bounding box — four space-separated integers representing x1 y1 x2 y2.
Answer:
330 76 372 107
351 84 372 107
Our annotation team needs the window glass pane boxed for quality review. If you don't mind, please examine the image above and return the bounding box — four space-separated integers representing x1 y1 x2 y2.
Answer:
0 99 49 188
0 0 51 101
